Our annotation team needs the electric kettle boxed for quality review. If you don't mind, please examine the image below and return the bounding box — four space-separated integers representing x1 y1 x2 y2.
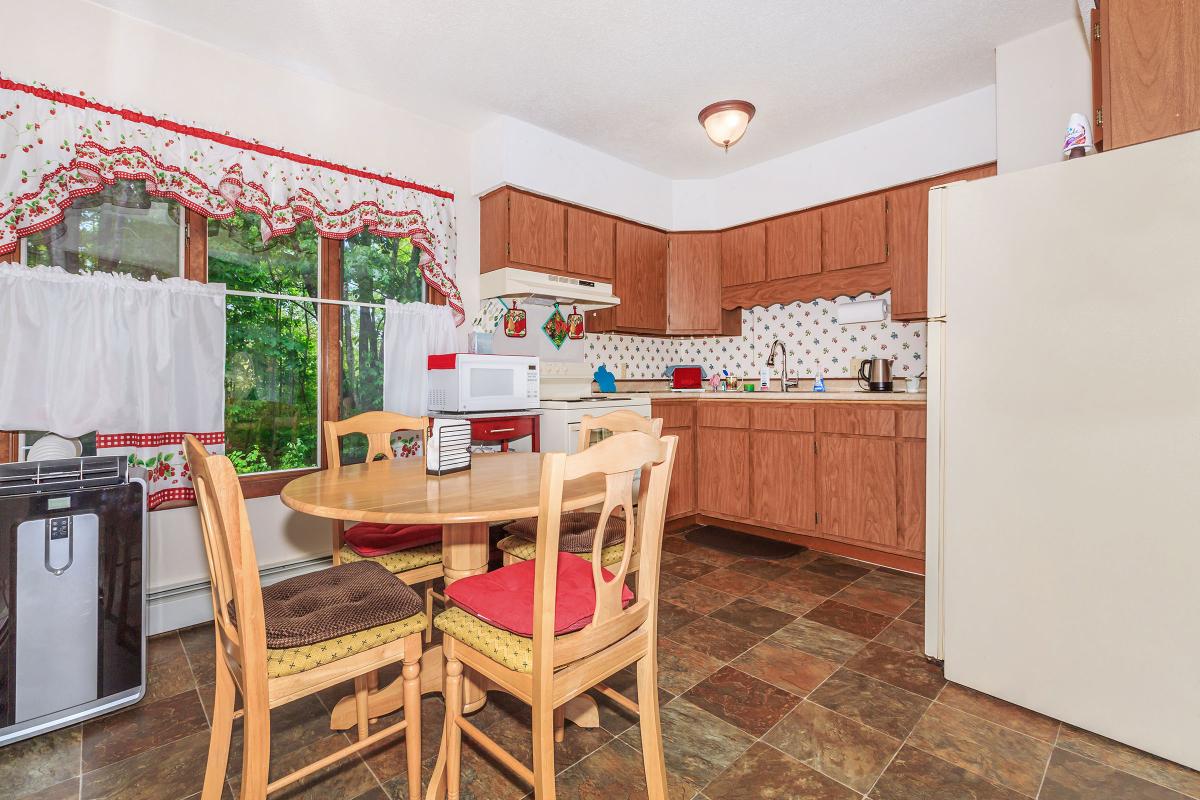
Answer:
857 357 893 392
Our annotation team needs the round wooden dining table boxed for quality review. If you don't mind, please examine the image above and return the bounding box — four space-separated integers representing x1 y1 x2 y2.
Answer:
280 451 609 734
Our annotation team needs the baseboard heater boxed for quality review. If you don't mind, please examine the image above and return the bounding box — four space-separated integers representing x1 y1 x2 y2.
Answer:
146 555 333 635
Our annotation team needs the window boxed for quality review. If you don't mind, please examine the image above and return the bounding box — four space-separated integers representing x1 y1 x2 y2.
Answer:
17 180 181 464
24 180 182 280
9 178 432 491
337 232 425 464
209 212 320 474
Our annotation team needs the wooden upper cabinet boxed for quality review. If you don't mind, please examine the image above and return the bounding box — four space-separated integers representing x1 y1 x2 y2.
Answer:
821 194 887 272
890 164 996 320
720 222 767 286
508 190 565 270
766 210 821 281
1099 0 1200 150
480 187 566 274
613 221 667 333
888 181 933 320
666 232 722 333
566 206 614 280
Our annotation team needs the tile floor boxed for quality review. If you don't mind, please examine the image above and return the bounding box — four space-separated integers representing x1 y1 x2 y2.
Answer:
7 525 1200 800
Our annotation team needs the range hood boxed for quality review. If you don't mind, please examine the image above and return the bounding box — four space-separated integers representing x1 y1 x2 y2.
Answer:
479 267 620 311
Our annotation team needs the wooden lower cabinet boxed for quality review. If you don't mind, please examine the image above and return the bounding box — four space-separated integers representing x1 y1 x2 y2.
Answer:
696 426 749 518
816 434 898 549
664 424 696 519
895 440 926 552
654 400 925 563
750 431 816 530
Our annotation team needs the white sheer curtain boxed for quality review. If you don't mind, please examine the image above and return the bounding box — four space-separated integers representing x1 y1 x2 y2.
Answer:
383 301 456 417
0 264 225 507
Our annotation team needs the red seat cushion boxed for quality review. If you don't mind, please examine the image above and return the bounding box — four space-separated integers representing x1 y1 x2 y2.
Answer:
344 522 442 557
444 553 634 637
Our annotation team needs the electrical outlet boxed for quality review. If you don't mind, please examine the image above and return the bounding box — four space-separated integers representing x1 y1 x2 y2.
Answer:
850 357 863 376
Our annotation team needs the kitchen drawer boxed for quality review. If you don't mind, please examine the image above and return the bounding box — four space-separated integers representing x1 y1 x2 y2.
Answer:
697 403 750 428
652 402 695 429
750 404 815 432
470 415 537 441
816 406 895 437
896 408 926 439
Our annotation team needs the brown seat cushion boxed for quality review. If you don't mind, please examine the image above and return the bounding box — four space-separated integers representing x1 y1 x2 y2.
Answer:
503 511 627 554
232 560 424 649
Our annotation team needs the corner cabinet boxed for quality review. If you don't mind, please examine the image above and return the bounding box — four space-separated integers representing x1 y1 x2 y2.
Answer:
666 232 722 334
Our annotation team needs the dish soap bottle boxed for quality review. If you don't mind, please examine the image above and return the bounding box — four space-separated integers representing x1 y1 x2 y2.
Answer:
812 364 826 393
759 365 771 391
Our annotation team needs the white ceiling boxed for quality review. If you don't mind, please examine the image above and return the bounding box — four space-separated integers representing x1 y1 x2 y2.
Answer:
87 0 1078 179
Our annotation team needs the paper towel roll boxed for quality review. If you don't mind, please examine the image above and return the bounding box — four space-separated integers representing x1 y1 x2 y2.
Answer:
834 298 890 324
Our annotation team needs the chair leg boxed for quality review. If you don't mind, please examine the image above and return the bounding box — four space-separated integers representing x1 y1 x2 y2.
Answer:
403 644 423 800
354 675 371 741
444 650 464 800
553 706 566 743
531 698 557 800
635 653 668 800
201 661 236 800
425 583 436 645
238 687 271 800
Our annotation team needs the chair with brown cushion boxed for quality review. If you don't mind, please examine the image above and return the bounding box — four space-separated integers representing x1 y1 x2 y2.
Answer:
183 435 426 800
497 410 663 570
324 411 445 641
434 430 678 800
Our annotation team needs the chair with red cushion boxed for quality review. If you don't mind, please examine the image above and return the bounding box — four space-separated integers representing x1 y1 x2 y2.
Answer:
324 411 444 642
433 430 679 800
497 410 663 570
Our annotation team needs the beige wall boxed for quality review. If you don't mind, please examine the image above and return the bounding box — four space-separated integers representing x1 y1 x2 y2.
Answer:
996 18 1094 174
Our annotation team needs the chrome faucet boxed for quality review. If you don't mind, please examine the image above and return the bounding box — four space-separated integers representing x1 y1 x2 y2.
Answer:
766 339 793 392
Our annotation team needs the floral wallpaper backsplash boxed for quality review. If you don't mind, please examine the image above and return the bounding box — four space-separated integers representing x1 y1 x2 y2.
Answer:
590 292 925 379
474 292 925 380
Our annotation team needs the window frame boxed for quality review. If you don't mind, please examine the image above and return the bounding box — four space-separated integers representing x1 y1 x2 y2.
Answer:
2 205 430 505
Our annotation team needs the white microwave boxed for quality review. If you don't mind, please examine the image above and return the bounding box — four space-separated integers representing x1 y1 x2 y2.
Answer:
427 354 540 413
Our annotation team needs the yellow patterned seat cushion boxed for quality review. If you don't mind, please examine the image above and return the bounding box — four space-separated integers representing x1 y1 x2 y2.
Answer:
434 607 542 673
339 543 442 574
497 535 634 568
266 612 428 679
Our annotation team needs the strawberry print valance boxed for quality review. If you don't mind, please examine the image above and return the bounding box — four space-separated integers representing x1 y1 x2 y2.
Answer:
0 76 464 322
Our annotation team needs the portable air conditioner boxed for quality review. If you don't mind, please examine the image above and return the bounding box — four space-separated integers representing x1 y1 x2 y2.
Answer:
0 456 147 746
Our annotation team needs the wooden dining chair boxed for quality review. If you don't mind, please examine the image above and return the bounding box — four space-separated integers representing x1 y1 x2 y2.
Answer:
434 430 678 799
497 410 663 570
183 436 426 800
324 411 445 641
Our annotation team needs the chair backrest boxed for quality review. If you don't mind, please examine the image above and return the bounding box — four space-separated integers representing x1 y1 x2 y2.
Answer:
575 410 663 453
323 410 430 469
529 431 678 677
183 435 267 690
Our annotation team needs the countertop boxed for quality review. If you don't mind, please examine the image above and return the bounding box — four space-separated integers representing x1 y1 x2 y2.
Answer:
641 390 926 403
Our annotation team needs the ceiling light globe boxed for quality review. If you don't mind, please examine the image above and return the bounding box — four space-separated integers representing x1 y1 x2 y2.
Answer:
698 100 756 151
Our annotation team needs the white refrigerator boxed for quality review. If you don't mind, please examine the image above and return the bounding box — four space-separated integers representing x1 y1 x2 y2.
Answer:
924 130 1200 771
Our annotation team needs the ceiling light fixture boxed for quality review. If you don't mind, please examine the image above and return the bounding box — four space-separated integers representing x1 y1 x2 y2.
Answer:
698 100 756 151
